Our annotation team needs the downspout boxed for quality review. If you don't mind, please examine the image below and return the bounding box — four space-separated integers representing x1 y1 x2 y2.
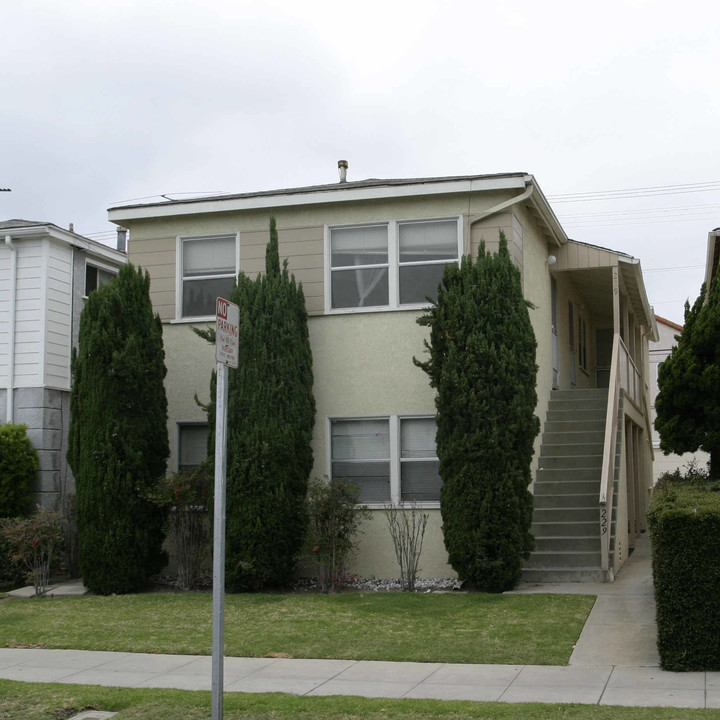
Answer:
4 235 17 423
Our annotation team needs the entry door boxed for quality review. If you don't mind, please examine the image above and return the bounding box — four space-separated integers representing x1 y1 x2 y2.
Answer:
551 278 559 388
568 301 577 388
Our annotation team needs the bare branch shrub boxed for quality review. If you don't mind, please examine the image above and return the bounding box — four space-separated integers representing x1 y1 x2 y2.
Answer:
1 506 66 596
385 502 428 591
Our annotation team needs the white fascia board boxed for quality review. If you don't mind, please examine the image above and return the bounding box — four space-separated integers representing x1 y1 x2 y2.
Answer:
619 255 655 335
705 229 719 291
524 176 568 246
108 176 529 223
5 226 126 266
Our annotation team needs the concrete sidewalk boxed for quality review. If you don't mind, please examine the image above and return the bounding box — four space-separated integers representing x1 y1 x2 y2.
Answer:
4 535 712 709
1 648 718 708
515 533 659 668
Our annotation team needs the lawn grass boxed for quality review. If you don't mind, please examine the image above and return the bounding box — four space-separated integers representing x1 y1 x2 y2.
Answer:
2 680 720 720
0 592 594 665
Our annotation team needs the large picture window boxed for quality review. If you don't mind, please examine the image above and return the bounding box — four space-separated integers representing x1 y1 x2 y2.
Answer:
328 218 460 311
331 418 390 503
398 220 459 305
180 234 237 318
330 416 441 505
400 417 441 502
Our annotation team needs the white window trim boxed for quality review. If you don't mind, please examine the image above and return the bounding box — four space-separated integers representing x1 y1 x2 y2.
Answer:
324 215 463 314
83 258 118 299
175 232 240 322
327 414 440 509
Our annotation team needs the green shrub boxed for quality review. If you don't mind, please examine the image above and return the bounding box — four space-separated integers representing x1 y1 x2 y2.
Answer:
414 232 539 592
68 263 169 595
647 476 720 670
1 506 66 596
0 535 24 590
204 218 315 591
305 477 369 593
149 470 210 590
0 424 38 517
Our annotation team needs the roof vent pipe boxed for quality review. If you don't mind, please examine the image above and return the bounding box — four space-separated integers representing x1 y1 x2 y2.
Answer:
338 160 348 183
117 227 127 253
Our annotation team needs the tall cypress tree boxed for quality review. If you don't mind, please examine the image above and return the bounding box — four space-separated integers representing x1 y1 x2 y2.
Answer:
415 232 539 592
656 275 720 479
211 217 315 590
68 263 168 595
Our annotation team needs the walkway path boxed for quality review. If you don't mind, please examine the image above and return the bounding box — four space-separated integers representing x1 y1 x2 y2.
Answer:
4 536 718 709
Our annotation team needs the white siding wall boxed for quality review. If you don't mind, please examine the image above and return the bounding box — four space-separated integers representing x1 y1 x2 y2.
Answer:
0 244 11 385
650 318 709 480
13 239 44 387
44 240 73 389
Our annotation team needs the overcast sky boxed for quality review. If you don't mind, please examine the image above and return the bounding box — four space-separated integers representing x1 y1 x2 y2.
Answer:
3 0 719 325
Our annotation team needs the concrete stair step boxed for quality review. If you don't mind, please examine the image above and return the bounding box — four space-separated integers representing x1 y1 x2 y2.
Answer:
534 479 600 495
540 443 604 457
538 455 603 470
542 430 605 445
533 536 600 552
520 567 606 583
543 420 606 435
536 467 601 483
548 397 608 411
534 493 598 508
550 389 608 400
546 409 606 423
533 507 600 523
532 520 600 537
524 550 601 568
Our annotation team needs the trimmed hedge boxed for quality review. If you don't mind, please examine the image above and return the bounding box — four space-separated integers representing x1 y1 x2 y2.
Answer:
0 424 37 518
647 478 720 670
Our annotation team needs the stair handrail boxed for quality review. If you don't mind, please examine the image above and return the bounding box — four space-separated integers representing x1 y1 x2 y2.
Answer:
599 332 622 574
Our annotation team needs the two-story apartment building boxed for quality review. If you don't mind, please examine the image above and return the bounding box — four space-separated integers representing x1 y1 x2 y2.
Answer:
109 169 657 582
0 220 126 509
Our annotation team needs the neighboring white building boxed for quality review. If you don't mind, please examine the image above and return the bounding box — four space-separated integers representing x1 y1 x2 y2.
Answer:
0 220 126 508
649 315 709 481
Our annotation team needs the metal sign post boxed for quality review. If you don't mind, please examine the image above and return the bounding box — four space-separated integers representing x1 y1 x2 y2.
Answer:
212 297 239 720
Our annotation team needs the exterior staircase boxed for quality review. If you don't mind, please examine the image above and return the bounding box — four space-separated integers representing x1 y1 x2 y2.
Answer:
522 388 618 583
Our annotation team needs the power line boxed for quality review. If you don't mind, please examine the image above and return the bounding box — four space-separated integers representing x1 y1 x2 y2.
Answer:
548 180 720 203
643 265 705 273
559 203 720 220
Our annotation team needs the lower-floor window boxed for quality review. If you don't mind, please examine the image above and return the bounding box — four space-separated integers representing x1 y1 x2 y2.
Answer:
330 416 441 505
178 423 208 474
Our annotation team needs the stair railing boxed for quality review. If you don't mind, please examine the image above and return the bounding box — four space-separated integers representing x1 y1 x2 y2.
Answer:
599 332 622 576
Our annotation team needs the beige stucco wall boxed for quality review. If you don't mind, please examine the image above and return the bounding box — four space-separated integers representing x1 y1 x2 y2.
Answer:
131 188 586 580
126 190 521 321
162 308 456 578
308 310 454 577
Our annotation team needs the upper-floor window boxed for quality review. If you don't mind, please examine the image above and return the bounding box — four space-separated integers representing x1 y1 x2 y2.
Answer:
327 218 461 311
329 415 441 505
85 262 116 296
179 234 238 318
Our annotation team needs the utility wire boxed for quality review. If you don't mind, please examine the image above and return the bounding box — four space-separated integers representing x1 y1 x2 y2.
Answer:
548 180 720 202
